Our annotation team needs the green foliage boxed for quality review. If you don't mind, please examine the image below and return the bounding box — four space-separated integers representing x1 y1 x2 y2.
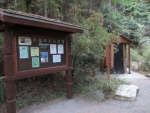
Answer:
111 0 135 6
141 44 150 71
0 0 13 9
131 43 150 71
0 0 149 106
72 12 119 79
114 1 150 68
0 82 5 103
74 76 128 99
131 48 143 62
101 0 150 47
0 33 3 50
16 74 66 109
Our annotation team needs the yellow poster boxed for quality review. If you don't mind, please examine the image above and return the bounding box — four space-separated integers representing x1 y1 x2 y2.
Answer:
30 47 39 56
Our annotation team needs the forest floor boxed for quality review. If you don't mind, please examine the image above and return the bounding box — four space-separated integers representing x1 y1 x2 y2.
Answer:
17 71 150 113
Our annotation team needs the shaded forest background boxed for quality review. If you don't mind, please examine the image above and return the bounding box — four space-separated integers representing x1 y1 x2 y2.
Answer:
0 0 150 110
0 0 149 70
0 0 150 76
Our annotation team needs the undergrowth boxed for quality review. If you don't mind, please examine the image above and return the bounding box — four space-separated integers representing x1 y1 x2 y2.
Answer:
73 76 128 100
0 72 128 110
1 73 128 109
16 73 66 109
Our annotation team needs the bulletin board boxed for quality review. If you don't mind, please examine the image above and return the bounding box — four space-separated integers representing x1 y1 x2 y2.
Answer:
17 36 66 71
0 8 84 113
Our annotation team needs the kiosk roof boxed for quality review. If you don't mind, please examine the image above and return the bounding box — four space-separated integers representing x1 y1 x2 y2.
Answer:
0 8 83 33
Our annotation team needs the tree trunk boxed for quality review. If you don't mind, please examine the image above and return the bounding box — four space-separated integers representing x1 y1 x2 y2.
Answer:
109 0 112 6
88 0 96 14
26 0 31 13
44 0 48 17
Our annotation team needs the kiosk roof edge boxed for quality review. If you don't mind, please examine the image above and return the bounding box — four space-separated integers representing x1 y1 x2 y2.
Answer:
0 8 83 33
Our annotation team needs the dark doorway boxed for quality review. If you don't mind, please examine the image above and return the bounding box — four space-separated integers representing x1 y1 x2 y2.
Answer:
114 44 124 74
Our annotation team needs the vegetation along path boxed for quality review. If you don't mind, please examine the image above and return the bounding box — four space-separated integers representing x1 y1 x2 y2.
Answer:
18 71 150 113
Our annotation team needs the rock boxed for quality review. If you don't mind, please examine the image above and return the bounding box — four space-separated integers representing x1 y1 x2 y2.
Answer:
114 85 139 101
92 90 105 100
145 74 150 78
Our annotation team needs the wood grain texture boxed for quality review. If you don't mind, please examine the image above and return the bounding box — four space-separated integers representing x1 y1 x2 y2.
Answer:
4 55 14 76
128 44 131 74
66 71 72 99
2 15 83 33
4 29 13 55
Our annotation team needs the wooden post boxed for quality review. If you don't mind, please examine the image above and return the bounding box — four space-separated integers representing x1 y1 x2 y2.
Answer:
124 44 127 73
106 46 111 79
66 35 72 99
105 44 114 79
110 44 114 68
66 71 72 99
4 28 16 113
107 66 110 80
128 44 131 74
123 44 127 73
6 81 16 113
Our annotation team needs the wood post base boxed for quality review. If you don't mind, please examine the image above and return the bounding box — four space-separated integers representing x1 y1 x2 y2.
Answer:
6 81 16 113
66 70 72 99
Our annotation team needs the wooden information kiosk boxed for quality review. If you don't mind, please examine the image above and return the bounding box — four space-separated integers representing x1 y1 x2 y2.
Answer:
0 9 83 113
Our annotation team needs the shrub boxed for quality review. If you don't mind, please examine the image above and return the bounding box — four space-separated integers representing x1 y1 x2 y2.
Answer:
131 48 143 62
74 76 128 99
72 12 119 82
16 73 66 109
141 44 150 71
131 43 150 71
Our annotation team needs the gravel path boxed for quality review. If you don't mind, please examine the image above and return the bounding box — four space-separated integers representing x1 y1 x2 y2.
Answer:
18 71 150 113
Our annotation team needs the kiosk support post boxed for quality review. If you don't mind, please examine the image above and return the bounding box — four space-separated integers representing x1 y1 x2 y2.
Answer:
66 35 72 99
6 81 16 113
4 29 16 113
66 70 72 99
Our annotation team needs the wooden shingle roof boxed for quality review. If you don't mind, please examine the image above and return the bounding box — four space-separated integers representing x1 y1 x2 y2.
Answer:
120 35 132 43
0 8 83 33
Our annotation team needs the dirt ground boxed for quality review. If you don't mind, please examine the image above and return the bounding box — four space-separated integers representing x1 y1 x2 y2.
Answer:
18 71 150 113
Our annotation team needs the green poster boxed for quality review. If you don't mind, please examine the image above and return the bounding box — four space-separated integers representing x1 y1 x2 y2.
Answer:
32 57 40 68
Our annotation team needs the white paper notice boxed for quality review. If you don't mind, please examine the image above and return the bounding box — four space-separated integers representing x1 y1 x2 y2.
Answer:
50 44 57 54
53 55 61 63
18 36 32 45
58 44 64 54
